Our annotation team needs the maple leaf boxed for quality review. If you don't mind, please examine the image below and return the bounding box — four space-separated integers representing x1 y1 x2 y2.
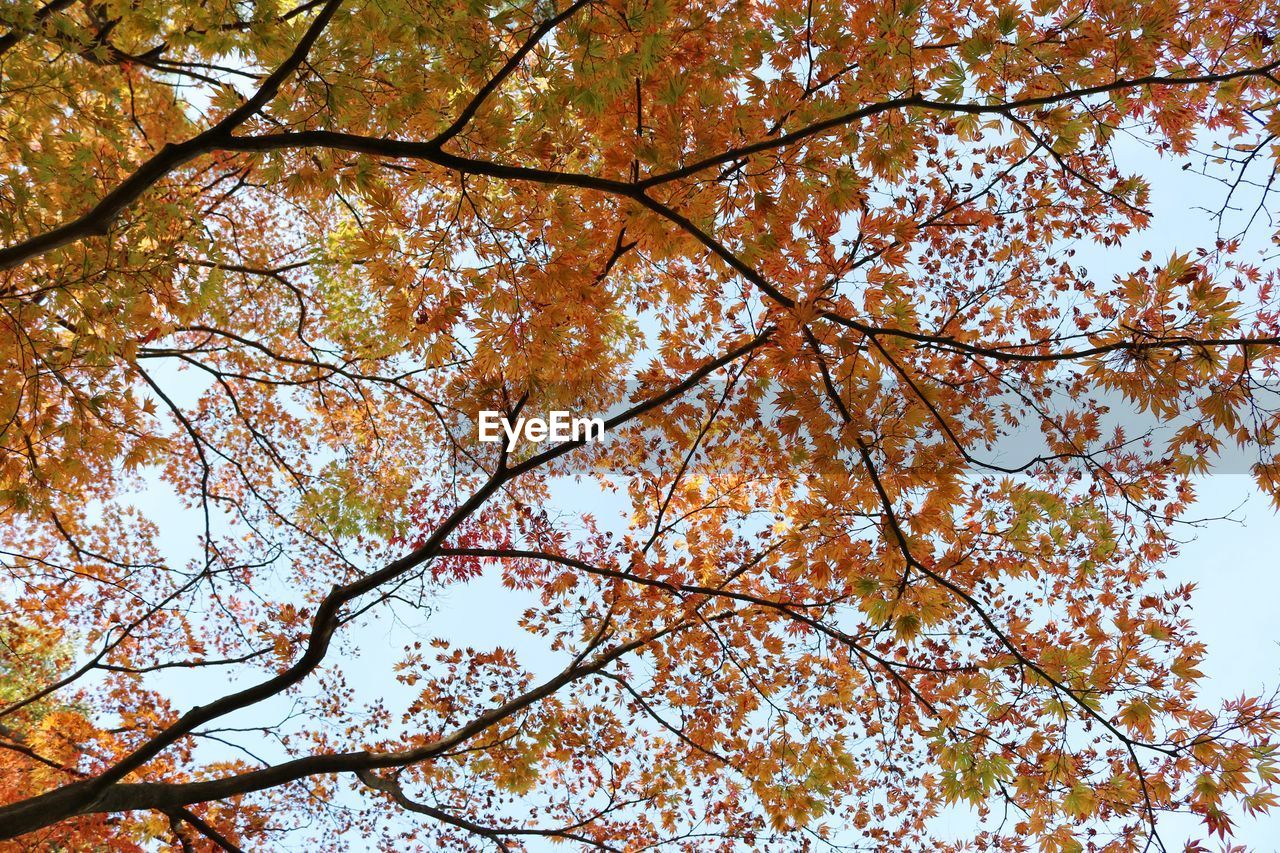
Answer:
0 0 1279 848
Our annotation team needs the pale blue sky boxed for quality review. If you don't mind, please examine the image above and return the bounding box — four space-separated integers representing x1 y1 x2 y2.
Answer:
90 112 1280 850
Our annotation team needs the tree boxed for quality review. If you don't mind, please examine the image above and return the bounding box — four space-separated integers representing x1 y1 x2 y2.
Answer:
2 0 1280 847
0 619 158 850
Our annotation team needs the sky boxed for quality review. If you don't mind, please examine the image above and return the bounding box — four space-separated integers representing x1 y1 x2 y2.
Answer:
931 131 1280 847
1153 476 1280 848
50 85 1280 851
381 133 1280 847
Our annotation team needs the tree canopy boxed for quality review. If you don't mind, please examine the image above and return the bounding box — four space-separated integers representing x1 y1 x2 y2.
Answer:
3 0 1280 848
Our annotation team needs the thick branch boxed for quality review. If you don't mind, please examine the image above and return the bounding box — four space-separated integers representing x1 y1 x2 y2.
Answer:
0 332 768 838
0 0 345 273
